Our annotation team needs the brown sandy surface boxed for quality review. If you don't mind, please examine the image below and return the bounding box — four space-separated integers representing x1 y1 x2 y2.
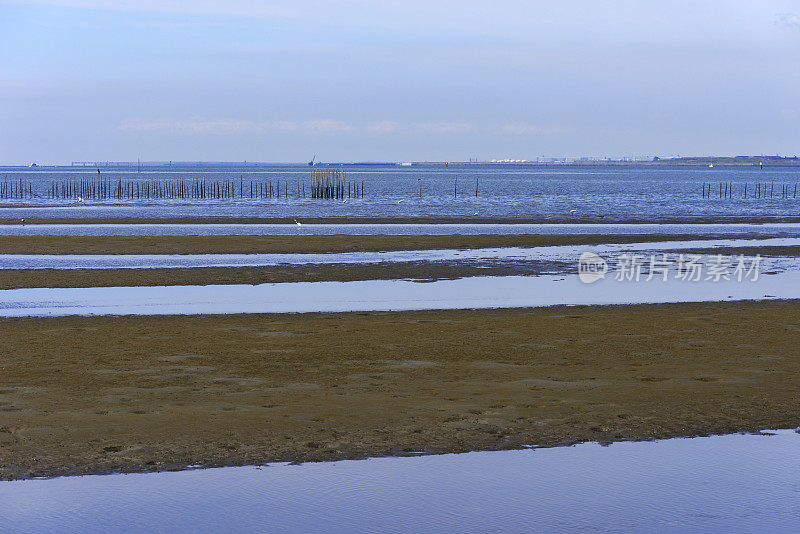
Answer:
0 234 705 255
0 263 563 289
3 215 800 225
2 300 800 480
1 236 796 289
1 216 538 225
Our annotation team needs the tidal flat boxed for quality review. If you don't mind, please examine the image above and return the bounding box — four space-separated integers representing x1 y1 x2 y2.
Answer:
2 301 800 480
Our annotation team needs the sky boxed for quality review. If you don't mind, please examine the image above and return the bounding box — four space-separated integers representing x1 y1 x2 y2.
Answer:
1 1 799 164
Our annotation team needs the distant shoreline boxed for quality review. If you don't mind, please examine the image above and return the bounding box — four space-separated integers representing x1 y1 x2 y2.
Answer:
4 156 800 168
417 156 800 166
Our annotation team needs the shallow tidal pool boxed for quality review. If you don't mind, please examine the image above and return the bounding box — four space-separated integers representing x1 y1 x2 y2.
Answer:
3 429 800 533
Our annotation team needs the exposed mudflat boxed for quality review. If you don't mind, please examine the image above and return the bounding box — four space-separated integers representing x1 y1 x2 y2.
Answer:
0 262 565 289
4 216 800 225
0 234 685 289
0 234 704 255
2 300 800 480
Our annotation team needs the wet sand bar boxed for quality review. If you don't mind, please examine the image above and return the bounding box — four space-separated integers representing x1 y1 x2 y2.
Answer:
2 300 800 479
0 234 703 255
0 263 556 289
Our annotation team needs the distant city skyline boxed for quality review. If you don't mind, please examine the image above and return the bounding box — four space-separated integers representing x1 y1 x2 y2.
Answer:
45 153 800 167
2 1 799 164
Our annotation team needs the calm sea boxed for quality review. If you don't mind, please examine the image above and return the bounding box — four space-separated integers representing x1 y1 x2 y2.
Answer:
1 163 798 221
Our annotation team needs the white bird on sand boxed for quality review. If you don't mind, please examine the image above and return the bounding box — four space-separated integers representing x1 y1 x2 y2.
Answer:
77 197 85 203
294 219 301 227
20 218 25 224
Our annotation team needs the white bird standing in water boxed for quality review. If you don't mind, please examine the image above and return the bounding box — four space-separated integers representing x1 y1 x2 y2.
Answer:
294 219 301 227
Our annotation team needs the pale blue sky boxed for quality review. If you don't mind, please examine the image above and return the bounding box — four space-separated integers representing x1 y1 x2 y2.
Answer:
1 1 799 163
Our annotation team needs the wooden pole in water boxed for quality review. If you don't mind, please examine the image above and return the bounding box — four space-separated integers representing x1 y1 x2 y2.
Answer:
476 176 479 197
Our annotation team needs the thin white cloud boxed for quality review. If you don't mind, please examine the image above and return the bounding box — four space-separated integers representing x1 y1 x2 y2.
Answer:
416 121 478 134
777 13 800 27
494 123 573 135
363 121 478 134
117 118 353 134
303 119 354 134
119 118 258 134
118 118 571 136
780 108 798 120
364 121 403 134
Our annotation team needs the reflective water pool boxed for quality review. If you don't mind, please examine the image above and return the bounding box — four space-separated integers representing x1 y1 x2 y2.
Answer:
3 429 799 533
0 238 797 270
0 271 797 317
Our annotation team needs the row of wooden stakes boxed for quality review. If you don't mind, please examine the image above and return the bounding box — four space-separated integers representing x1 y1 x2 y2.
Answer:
0 173 365 201
702 182 799 199
0 179 33 199
311 169 363 199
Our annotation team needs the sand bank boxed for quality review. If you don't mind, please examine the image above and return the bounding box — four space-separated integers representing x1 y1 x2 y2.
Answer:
2 301 799 479
0 262 560 289
3 216 800 225
0 234 708 255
